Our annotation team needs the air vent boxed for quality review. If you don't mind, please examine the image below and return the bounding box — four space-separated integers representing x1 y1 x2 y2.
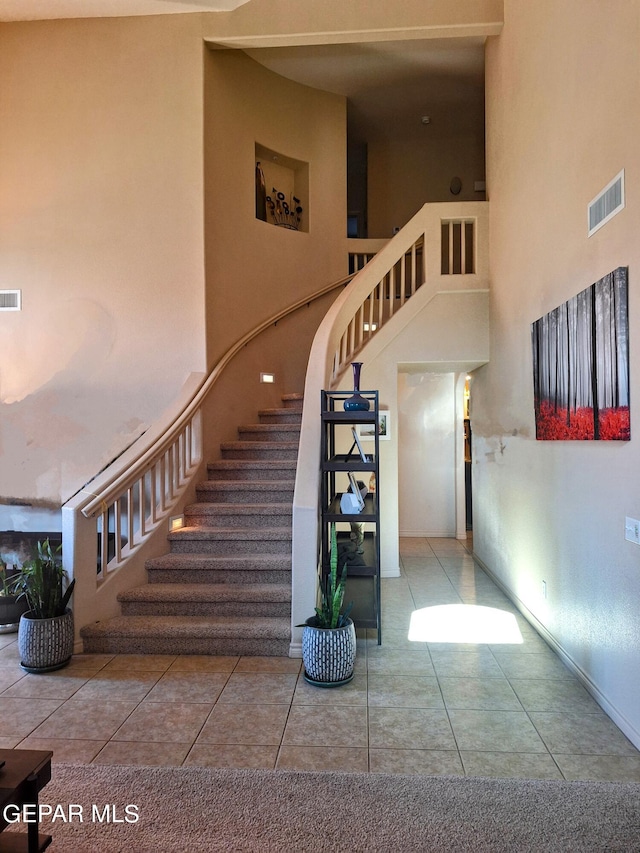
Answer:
0 290 21 311
588 170 625 236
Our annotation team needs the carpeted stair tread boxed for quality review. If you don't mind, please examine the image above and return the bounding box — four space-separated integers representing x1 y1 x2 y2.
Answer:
184 506 292 530
169 526 292 541
281 393 303 405
207 459 297 480
220 441 299 460
145 553 290 570
185 502 293 515
80 615 291 639
118 583 291 603
195 481 294 504
220 440 299 451
258 407 303 422
197 479 294 492
237 423 301 434
208 460 297 469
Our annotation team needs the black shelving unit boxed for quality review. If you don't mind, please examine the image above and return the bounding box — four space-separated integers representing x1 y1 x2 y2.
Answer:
321 389 381 644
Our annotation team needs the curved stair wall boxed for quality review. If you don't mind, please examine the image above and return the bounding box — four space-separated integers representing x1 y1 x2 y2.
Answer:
63 278 350 651
291 201 489 655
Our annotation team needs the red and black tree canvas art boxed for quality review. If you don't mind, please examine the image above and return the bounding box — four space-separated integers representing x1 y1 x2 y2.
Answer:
532 267 630 441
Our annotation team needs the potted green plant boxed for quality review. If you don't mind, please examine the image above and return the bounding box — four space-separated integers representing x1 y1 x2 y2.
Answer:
300 524 356 686
16 539 76 673
0 557 29 634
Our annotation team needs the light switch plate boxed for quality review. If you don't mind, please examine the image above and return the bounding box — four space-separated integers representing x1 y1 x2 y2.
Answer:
625 517 640 545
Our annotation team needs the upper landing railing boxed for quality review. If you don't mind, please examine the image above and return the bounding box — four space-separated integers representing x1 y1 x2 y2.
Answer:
330 204 485 385
290 201 489 651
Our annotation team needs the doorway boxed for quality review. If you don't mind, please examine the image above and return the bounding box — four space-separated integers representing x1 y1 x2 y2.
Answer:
464 374 473 532
397 369 471 540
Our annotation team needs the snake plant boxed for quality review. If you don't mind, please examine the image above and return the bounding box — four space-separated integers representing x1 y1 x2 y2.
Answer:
314 524 353 629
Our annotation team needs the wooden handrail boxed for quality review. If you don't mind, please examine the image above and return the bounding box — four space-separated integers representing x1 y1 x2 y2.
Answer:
74 273 354 519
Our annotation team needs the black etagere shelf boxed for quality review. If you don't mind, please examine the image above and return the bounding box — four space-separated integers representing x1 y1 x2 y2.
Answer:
320 389 381 644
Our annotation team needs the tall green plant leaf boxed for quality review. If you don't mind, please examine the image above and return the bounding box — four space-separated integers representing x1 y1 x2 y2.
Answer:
17 539 74 619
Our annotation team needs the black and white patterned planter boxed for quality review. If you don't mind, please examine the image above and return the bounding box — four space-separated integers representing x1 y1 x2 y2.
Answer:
302 617 357 687
18 609 74 673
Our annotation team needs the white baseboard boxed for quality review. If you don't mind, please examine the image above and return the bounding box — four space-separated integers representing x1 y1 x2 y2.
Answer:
381 566 401 578
474 552 640 751
288 641 302 659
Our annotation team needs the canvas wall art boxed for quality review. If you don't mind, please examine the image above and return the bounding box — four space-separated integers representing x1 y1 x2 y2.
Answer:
531 267 629 441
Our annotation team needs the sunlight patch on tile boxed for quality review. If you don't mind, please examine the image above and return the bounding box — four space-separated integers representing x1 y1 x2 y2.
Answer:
408 605 524 644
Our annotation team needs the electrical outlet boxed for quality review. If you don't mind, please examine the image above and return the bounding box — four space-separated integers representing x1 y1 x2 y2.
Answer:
625 517 640 545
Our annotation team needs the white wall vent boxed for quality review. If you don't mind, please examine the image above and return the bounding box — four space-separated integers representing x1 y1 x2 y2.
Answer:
588 169 625 237
0 290 21 311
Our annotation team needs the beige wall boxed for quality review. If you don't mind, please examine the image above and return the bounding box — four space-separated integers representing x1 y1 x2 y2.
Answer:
203 49 347 366
203 0 494 242
368 126 486 238
0 15 207 506
0 0 503 515
398 371 457 537
476 0 640 745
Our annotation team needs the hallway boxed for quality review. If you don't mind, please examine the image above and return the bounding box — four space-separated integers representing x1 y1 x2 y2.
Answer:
0 538 639 781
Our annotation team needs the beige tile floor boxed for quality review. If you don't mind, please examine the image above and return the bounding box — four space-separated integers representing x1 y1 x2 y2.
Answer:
1 537 640 781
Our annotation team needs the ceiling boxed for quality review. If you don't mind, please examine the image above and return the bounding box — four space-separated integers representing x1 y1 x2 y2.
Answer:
0 1 486 143
245 39 486 142
0 0 250 21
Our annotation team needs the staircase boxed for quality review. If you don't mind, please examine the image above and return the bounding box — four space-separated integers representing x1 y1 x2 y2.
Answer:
80 394 302 656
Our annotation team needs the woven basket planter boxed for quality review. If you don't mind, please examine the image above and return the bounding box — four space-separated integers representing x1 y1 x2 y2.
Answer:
302 617 357 687
18 609 74 673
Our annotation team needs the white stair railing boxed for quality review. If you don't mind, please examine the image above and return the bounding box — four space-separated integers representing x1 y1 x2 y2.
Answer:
347 238 388 275
91 411 202 582
335 234 425 381
290 201 489 654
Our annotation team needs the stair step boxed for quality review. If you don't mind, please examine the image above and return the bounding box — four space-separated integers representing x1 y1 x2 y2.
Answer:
237 424 301 442
220 441 299 460
145 554 291 585
119 583 291 617
80 615 291 656
168 526 292 555
281 393 303 409
196 480 294 504
184 503 292 529
207 460 297 481
80 390 302 657
258 407 303 424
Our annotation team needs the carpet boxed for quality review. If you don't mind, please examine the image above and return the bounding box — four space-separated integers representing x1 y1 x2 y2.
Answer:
14 764 640 852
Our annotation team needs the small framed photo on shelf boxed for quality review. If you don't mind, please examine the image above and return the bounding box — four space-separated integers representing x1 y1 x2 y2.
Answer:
350 426 369 463
356 411 390 441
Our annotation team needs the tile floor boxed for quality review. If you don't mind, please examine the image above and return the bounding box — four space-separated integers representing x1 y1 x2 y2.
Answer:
1 537 640 781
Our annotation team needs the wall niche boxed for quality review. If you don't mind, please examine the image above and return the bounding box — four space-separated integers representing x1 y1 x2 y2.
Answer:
255 143 308 232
